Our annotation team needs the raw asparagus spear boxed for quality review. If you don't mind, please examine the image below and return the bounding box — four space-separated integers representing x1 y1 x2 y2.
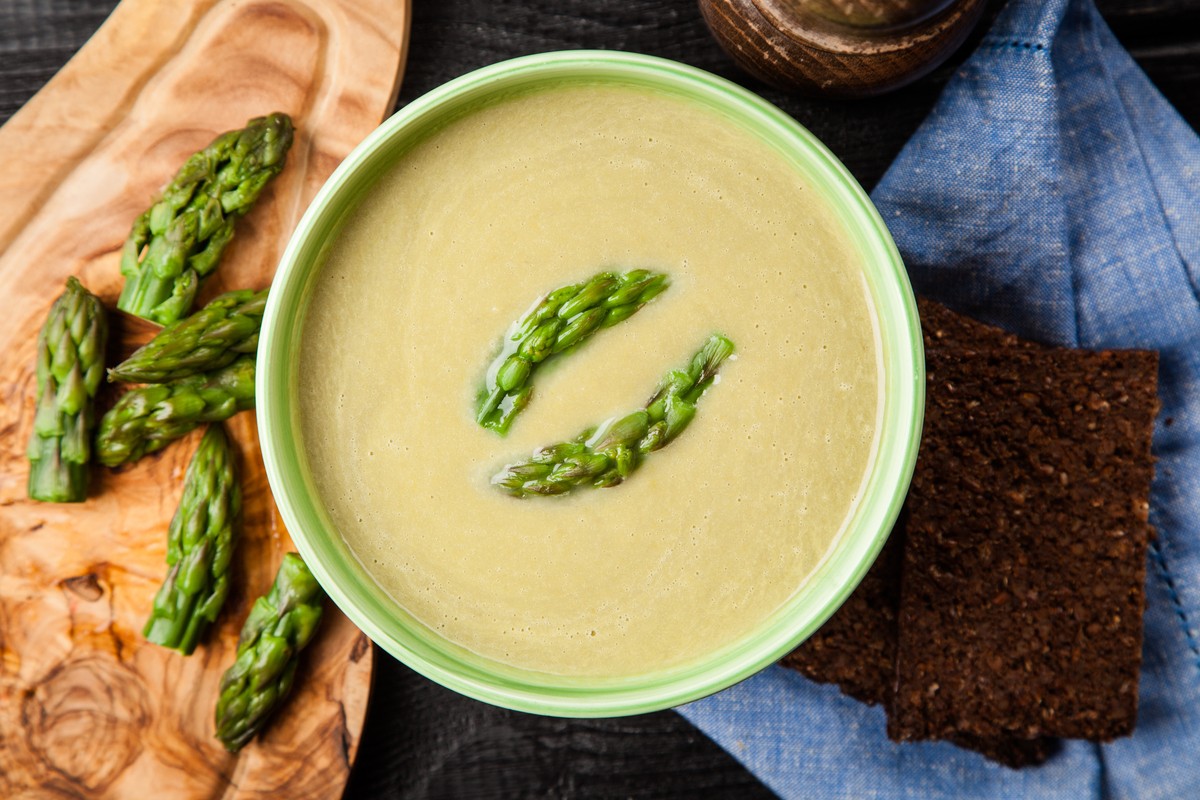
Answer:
117 113 293 325
214 553 324 752
109 288 266 383
95 355 255 466
492 333 734 497
143 425 241 654
26 277 109 502
477 269 669 434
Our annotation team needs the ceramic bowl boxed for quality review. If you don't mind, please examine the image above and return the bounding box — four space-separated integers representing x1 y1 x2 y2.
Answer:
257 50 924 717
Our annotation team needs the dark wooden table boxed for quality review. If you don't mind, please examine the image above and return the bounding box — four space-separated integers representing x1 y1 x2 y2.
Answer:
3 1 1197 797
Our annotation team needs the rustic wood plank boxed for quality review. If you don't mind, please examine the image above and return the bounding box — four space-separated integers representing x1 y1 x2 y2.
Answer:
0 0 409 797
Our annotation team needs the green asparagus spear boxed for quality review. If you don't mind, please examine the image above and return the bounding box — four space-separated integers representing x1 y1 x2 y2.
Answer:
26 277 108 502
117 114 293 324
95 355 255 466
143 425 241 654
492 334 734 497
477 269 669 434
109 288 266 383
214 552 325 752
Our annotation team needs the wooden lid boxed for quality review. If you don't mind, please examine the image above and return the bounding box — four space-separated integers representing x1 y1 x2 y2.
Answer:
700 0 986 96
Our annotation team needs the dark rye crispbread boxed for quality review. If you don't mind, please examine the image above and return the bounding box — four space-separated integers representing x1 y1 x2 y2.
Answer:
783 515 1057 768
783 302 1061 767
916 296 1043 353
888 343 1158 742
781 297 1009 701
782 299 1156 768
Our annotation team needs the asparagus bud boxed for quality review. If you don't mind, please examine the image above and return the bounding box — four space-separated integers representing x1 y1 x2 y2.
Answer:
27 277 108 502
109 288 266 383
96 355 256 466
477 269 669 434
492 334 734 497
214 553 325 752
143 424 241 654
117 114 293 324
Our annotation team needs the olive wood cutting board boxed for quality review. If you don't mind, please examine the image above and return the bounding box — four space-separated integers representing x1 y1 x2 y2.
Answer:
0 0 410 796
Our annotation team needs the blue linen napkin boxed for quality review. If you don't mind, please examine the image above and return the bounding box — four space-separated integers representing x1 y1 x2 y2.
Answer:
678 0 1200 796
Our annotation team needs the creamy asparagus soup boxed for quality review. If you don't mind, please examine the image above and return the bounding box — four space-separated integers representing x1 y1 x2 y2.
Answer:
298 83 882 677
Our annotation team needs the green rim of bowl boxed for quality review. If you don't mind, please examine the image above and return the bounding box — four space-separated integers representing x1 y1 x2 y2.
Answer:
258 50 925 718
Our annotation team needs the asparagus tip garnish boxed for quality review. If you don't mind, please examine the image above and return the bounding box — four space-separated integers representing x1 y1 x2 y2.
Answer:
476 269 670 435
493 333 734 498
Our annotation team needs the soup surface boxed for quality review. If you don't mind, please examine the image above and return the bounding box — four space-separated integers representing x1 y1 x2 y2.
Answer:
299 83 882 677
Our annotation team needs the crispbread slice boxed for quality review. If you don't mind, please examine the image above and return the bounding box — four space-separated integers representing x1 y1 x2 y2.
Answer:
888 344 1158 742
782 517 1056 768
783 299 1155 767
916 296 1045 352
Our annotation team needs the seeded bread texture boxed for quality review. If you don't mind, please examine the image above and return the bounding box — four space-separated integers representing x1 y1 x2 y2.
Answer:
917 297 1043 353
888 343 1158 742
782 299 1156 767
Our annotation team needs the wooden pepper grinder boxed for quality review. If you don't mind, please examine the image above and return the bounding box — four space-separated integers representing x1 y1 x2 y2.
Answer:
699 0 987 96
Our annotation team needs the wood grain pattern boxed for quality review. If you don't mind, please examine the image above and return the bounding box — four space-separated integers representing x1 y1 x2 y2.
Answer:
699 0 986 96
0 0 409 796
